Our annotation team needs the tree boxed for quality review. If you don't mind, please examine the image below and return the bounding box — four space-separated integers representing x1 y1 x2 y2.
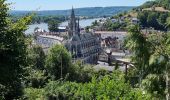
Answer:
0 0 32 99
92 20 99 26
43 71 152 100
45 45 71 80
138 11 148 27
125 25 170 99
166 17 170 30
125 25 151 86
48 19 59 32
28 45 46 70
26 45 47 88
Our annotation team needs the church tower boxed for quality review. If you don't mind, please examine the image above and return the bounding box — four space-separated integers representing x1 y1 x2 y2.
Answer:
68 7 80 38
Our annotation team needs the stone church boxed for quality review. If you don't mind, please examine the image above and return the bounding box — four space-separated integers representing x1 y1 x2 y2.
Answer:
65 7 101 64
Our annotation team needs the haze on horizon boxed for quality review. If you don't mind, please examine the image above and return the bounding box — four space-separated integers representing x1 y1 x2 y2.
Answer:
7 0 153 11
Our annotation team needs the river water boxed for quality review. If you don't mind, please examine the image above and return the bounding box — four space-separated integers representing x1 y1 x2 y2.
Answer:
25 18 100 34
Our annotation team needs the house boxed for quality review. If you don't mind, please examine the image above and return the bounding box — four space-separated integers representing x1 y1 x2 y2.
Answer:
58 26 67 32
94 31 127 49
131 18 139 24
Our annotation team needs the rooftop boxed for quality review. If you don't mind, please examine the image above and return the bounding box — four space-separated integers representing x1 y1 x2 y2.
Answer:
39 35 64 41
95 31 127 34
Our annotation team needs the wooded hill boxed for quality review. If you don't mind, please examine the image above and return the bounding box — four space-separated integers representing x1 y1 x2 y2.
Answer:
10 6 134 17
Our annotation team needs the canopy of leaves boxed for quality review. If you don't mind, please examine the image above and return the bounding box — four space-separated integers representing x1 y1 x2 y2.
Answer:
0 0 32 99
48 19 60 32
24 71 152 100
45 45 71 80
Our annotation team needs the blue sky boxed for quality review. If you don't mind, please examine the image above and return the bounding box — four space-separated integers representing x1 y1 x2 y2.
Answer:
7 0 152 11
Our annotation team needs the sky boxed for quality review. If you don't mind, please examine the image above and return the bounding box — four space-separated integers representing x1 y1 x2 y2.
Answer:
7 0 153 11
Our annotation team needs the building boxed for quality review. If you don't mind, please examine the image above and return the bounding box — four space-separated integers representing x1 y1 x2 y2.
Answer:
65 7 101 64
35 7 101 64
94 31 127 49
58 26 67 32
131 18 139 24
36 35 64 53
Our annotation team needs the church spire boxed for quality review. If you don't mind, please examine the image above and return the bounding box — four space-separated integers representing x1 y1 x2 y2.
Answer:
77 17 80 33
68 7 79 38
71 6 75 19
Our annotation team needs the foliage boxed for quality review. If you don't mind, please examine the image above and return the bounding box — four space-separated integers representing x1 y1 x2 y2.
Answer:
68 62 95 83
142 74 166 99
0 0 32 99
45 45 72 80
10 6 134 18
125 25 170 99
43 71 151 100
24 88 45 100
10 14 66 24
0 84 8 100
27 45 46 70
48 19 60 32
137 0 170 10
26 69 47 88
103 20 127 31
138 11 168 30
125 25 150 78
25 45 47 88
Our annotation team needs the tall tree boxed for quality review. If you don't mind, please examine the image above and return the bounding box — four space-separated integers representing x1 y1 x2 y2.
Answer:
125 25 150 86
0 0 32 99
28 45 46 70
48 19 59 32
45 45 71 80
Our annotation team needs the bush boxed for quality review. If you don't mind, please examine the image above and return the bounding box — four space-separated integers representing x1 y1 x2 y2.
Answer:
24 88 45 100
44 71 152 100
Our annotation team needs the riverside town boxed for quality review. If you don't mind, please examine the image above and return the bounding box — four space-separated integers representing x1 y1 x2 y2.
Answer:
1 0 170 99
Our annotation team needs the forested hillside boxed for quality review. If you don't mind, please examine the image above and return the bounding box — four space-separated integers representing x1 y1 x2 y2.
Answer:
137 0 170 10
10 6 134 17
134 0 170 31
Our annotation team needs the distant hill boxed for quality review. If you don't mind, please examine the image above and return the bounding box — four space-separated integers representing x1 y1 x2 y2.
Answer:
137 0 170 10
130 0 170 31
9 6 134 17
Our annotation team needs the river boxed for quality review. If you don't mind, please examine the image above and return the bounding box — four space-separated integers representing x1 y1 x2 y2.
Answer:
25 18 101 34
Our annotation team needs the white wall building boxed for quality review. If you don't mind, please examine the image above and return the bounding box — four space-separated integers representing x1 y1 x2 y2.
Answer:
36 35 64 49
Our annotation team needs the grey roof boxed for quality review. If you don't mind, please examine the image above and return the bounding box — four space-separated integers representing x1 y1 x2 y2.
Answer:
69 32 95 42
70 34 80 41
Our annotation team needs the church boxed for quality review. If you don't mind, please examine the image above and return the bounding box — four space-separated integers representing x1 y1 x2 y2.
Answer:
65 7 101 64
35 7 101 64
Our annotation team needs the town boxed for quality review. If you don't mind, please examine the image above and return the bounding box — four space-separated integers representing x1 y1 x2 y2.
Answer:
1 0 170 100
34 7 136 71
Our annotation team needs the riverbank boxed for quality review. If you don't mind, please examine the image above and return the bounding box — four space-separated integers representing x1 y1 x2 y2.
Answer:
25 18 101 34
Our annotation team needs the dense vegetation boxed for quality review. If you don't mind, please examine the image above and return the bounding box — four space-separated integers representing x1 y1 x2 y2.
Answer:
10 15 66 24
124 25 170 99
0 0 32 99
138 11 169 31
137 0 170 10
130 0 170 31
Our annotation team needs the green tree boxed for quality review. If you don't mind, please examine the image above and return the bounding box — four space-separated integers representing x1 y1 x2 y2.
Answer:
28 45 46 70
45 45 71 80
125 25 170 99
138 11 148 27
26 45 47 88
0 0 32 99
166 17 170 30
43 71 152 100
48 19 59 32
125 25 151 86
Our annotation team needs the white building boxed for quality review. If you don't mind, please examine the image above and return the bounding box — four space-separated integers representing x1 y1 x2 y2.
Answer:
36 35 64 49
131 18 139 24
